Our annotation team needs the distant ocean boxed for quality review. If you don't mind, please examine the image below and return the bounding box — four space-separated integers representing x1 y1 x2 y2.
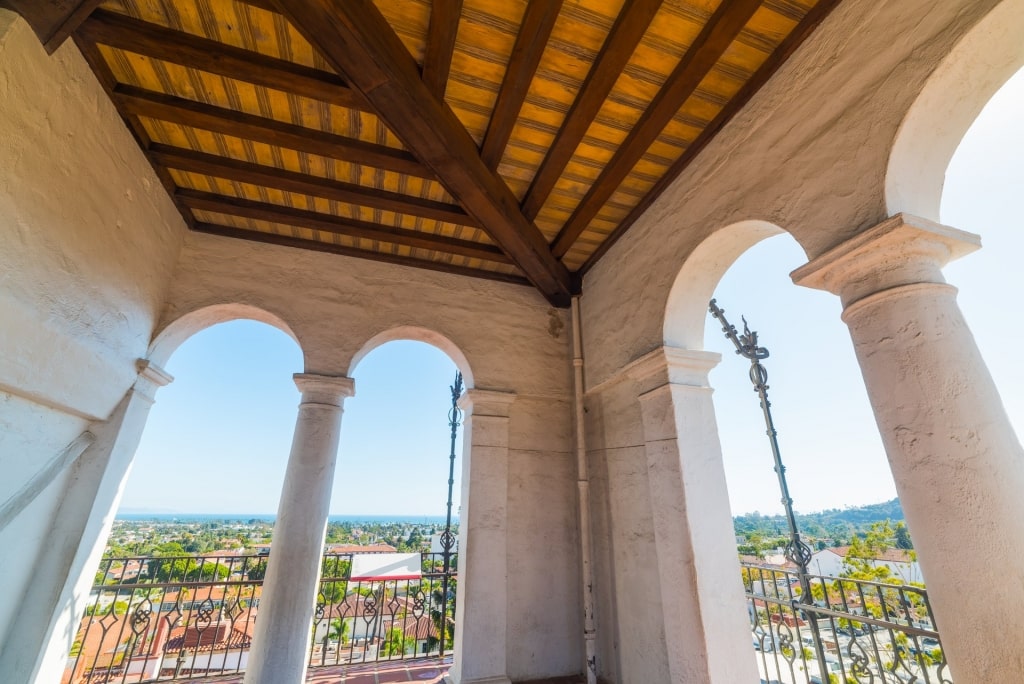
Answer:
116 513 453 524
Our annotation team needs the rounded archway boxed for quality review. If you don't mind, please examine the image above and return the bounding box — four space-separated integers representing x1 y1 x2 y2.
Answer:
663 220 785 350
148 302 301 368
886 0 1024 220
347 325 474 389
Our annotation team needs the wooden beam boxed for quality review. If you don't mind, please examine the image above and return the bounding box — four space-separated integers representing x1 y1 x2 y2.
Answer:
193 222 530 286
552 0 763 258
1 0 101 53
579 0 843 275
519 0 663 220
177 188 509 263
150 144 476 226
270 0 574 306
112 85 434 179
422 0 463 98
479 0 564 170
76 9 370 112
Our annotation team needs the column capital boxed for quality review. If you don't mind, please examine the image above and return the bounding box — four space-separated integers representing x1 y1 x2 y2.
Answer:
792 213 980 307
133 359 173 401
458 388 516 418
630 346 721 395
293 373 355 407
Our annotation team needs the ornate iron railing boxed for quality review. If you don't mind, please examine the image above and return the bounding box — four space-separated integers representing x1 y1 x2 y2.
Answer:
743 562 952 684
64 551 457 683
309 552 456 667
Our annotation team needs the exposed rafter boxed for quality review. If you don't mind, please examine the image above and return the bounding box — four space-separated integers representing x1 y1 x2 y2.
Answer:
194 222 530 286
0 0 100 53
150 144 476 227
76 9 370 112
271 0 574 306
113 85 434 179
520 0 663 220
422 0 463 99
178 189 508 263
580 0 843 274
479 0 564 170
552 0 764 258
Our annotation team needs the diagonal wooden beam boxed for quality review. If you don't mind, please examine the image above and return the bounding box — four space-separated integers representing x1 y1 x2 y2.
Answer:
519 0 663 220
271 0 573 305
112 85 434 179
76 9 370 112
178 188 509 263
0 0 101 53
479 0 564 170
150 144 476 226
552 0 763 258
422 0 463 99
579 0 842 275
194 222 530 286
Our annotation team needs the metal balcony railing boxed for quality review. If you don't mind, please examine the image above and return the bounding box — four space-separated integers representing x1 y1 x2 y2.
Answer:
64 552 456 684
743 562 952 684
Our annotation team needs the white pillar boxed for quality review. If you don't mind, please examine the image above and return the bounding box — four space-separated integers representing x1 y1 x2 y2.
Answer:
449 388 515 684
1 360 172 684
244 373 354 684
631 347 759 684
793 213 1024 681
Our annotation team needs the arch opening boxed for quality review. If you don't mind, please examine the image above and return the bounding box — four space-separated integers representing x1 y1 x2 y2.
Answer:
147 303 302 368
348 325 474 389
885 0 1024 221
663 220 787 350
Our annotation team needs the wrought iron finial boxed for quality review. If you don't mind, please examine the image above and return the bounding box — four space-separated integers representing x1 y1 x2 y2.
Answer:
439 370 462 656
709 298 829 676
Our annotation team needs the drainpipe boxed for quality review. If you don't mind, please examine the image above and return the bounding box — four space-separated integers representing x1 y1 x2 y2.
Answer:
571 296 598 684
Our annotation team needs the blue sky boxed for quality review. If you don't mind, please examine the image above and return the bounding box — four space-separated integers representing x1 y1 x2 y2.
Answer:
120 67 1024 518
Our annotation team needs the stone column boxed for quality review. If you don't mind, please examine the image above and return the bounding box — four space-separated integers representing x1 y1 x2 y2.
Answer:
632 347 759 684
244 373 354 684
449 389 516 684
793 213 1024 681
4 360 173 684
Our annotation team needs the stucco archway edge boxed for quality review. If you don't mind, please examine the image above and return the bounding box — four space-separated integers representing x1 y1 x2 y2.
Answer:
663 220 788 351
147 302 302 368
886 0 1024 220
347 325 476 389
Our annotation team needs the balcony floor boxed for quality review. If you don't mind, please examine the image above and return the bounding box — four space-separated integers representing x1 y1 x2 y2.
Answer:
176 656 452 683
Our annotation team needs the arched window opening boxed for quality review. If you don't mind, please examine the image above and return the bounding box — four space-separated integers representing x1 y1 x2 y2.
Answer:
941 65 1024 437
313 339 464 666
64 319 303 684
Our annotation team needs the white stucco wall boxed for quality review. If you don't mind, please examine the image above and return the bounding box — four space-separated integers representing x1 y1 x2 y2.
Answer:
577 1 1018 681
0 12 185 657
579 0 1005 388
156 231 583 680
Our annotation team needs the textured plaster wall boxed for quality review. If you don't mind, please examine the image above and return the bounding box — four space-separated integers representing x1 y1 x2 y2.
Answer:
158 232 582 679
579 0 1003 388
577 1 1015 681
0 14 185 651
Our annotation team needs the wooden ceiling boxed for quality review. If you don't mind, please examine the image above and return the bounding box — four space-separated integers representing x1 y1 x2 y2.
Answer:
8 0 839 306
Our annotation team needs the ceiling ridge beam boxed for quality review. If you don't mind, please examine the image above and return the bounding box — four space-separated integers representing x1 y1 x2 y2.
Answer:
479 0 564 170
177 188 509 264
76 9 371 112
422 0 463 99
112 85 434 180
519 0 664 221
552 0 764 259
578 0 842 275
0 0 101 53
194 222 530 286
270 0 574 306
151 144 476 227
